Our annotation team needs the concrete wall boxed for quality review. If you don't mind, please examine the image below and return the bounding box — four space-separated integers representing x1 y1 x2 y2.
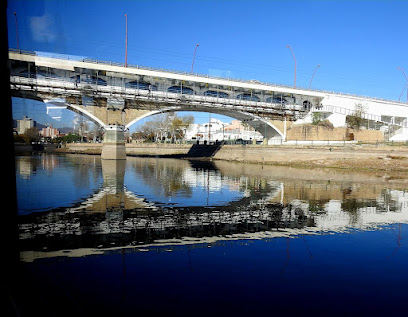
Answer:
286 125 384 141
58 143 192 156
126 143 191 156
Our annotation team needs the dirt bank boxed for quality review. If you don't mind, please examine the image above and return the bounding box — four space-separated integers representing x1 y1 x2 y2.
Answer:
56 143 408 173
213 144 408 173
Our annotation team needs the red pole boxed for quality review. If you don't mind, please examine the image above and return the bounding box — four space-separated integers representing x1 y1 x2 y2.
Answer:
14 12 19 50
125 14 128 67
287 45 296 88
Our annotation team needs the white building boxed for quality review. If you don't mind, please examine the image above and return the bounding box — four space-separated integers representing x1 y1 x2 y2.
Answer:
17 116 35 135
186 118 264 143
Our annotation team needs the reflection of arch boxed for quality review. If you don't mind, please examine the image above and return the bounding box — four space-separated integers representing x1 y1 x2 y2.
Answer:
44 98 106 128
81 76 107 86
126 81 157 90
125 106 284 140
204 90 229 98
266 97 287 105
237 93 260 102
168 86 194 95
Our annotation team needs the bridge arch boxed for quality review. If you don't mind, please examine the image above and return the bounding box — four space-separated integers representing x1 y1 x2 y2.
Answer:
125 106 284 142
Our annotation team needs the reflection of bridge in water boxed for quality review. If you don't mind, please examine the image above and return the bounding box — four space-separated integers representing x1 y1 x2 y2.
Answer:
18 157 408 261
18 157 285 253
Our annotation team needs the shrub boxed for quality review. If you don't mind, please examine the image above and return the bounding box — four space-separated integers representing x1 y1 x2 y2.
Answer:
318 120 334 129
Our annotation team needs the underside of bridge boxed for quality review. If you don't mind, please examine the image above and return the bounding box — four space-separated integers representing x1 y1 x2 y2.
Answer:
44 98 285 159
32 92 287 140
15 91 287 159
125 106 284 140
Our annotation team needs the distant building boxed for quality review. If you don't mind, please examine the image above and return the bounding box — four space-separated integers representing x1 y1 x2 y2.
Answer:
17 116 35 135
186 118 263 142
41 126 60 139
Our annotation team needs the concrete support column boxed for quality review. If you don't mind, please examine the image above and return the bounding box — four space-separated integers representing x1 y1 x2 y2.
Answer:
101 125 126 160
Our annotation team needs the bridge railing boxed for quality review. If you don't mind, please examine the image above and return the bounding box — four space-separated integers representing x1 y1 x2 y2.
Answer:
9 48 407 106
10 74 307 118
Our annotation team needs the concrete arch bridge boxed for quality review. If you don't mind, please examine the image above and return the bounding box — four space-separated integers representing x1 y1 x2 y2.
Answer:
9 49 408 159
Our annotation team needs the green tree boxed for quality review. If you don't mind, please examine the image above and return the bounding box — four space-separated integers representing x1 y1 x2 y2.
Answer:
312 112 323 125
55 133 82 143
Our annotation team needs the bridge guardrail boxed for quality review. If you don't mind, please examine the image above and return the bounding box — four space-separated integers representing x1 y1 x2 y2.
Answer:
9 48 407 106
10 75 306 118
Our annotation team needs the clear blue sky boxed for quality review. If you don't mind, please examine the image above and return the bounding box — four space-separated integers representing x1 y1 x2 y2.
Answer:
7 0 408 128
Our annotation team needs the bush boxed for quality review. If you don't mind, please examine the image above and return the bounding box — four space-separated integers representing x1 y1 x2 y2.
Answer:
312 112 323 125
318 120 334 129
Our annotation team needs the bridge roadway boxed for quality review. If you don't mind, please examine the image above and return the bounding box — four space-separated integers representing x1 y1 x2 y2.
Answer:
9 49 408 159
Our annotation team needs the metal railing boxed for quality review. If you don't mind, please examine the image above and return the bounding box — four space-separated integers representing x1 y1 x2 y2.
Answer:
10 75 306 119
9 48 408 106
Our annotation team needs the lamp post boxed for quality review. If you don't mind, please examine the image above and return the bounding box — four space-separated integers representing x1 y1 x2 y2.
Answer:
125 14 128 67
397 67 408 103
14 12 19 50
191 43 199 74
309 64 320 90
399 83 407 102
286 45 296 88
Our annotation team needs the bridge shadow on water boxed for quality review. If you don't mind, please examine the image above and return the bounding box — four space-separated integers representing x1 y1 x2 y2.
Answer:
129 142 224 160
183 142 224 158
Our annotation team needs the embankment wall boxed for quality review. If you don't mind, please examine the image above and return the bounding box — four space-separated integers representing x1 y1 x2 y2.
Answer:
286 125 384 141
56 143 408 169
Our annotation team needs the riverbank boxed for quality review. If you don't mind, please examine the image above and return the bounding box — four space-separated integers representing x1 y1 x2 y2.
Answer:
52 142 408 173
214 144 408 173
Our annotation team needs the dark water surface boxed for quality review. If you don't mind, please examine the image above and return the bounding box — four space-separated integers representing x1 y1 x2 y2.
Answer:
15 154 408 316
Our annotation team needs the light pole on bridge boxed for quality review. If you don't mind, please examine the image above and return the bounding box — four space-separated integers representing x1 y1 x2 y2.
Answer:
397 67 408 103
191 43 199 74
309 64 320 90
286 45 296 88
125 14 128 67
399 83 407 102
14 12 19 50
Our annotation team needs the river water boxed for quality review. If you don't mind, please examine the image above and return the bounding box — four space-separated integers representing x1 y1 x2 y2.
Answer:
15 153 408 316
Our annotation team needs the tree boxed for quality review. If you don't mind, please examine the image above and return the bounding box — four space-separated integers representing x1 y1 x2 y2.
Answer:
132 113 194 143
346 103 367 130
24 127 39 143
73 114 90 142
55 133 82 143
312 112 323 125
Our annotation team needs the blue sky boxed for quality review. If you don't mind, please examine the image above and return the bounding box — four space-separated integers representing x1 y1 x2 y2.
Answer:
7 0 408 128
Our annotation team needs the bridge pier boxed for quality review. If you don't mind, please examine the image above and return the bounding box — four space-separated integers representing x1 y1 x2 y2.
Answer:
101 125 127 160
